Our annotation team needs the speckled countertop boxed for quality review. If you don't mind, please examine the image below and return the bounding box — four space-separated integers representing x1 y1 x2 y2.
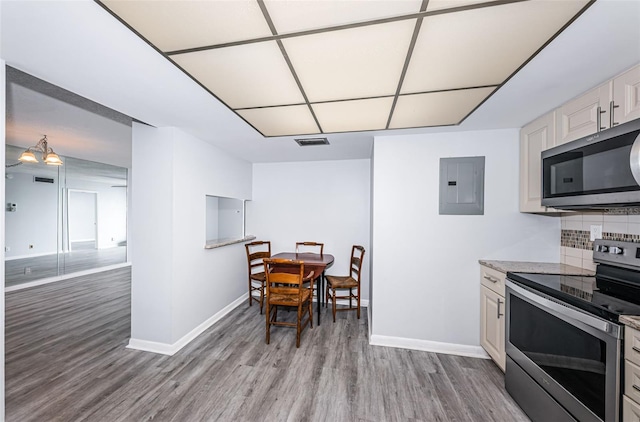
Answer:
478 260 595 276
205 235 256 249
620 315 640 330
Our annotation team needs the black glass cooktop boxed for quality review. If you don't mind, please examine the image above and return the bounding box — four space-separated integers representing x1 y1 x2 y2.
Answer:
507 271 640 323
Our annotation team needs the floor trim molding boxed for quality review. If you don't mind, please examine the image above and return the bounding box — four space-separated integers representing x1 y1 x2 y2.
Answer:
127 293 247 356
5 262 132 292
369 334 490 360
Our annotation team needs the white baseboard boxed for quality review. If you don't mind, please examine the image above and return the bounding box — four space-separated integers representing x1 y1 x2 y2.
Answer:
127 293 247 356
369 334 490 360
5 262 132 292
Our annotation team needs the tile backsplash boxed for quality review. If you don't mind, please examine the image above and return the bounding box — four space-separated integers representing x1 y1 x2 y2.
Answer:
560 210 640 271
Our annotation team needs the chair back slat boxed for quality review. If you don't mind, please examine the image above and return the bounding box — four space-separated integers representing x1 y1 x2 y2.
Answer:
350 245 365 281
246 241 271 275
264 258 311 300
295 241 324 255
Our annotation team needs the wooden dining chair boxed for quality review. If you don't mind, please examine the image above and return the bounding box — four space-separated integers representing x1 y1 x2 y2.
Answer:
245 240 271 314
326 245 365 322
295 241 324 255
295 241 324 301
263 258 314 348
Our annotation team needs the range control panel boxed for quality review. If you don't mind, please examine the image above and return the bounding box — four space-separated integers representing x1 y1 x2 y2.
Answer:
593 239 640 269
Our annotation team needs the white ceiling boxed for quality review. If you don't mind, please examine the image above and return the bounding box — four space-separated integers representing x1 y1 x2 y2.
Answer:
1 0 640 165
99 0 590 137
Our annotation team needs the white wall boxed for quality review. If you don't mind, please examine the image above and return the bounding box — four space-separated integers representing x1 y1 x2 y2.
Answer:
247 159 371 301
131 124 174 344
205 196 219 241
371 129 560 349
218 197 244 239
5 163 128 258
5 171 59 258
1 56 8 421
131 123 252 348
64 178 128 250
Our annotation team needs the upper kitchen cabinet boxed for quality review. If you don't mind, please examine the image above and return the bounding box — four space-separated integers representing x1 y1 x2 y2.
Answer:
611 64 640 126
520 112 558 213
555 64 640 146
555 82 612 146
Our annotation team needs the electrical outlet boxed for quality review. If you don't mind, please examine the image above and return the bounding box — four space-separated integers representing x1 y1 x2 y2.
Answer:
590 225 603 241
24 267 31 274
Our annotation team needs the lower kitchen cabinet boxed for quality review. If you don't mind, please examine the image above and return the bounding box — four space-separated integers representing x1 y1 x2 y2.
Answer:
480 265 506 371
624 325 640 421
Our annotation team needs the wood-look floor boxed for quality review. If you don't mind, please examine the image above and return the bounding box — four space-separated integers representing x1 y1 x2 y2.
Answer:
5 267 530 421
5 246 126 287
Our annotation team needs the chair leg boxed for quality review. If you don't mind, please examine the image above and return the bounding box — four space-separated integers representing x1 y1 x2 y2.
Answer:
349 287 353 309
296 304 302 348
332 286 337 323
249 280 253 307
357 289 361 319
259 283 264 315
265 302 271 344
309 297 313 328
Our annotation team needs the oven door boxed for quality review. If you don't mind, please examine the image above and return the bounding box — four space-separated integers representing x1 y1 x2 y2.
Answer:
506 280 621 422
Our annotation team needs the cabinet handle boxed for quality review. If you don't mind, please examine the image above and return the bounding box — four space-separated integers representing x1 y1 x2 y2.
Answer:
597 106 606 131
484 275 499 283
610 101 619 127
497 298 504 319
633 346 640 354
633 384 640 393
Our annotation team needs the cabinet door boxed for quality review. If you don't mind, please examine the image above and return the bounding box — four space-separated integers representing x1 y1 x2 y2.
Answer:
480 285 505 371
556 82 612 146
612 64 640 126
520 112 554 213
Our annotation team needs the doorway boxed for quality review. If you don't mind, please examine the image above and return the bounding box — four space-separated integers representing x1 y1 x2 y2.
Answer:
67 190 98 252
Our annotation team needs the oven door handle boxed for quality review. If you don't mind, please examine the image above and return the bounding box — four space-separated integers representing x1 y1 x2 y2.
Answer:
506 280 618 337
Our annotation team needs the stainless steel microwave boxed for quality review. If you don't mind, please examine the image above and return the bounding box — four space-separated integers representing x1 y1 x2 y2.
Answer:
541 118 640 209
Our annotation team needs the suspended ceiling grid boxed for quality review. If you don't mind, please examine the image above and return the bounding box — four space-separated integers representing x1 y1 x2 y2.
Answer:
98 0 593 137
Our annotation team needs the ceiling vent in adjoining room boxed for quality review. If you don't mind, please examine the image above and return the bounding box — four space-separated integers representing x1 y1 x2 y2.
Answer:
294 137 330 147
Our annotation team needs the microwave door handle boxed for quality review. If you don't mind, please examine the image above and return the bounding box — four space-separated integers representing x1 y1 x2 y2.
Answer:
630 133 640 186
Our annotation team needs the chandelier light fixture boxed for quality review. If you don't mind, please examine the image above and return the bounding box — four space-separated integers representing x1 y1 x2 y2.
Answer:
18 135 63 166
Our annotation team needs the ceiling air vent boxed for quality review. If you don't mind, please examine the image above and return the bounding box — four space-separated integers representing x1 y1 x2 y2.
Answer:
34 176 55 184
294 137 329 147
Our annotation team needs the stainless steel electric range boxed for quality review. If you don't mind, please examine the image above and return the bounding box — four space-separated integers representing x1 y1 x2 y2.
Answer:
506 239 640 422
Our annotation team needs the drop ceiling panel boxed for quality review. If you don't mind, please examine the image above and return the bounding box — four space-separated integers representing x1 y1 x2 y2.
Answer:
101 0 272 52
312 97 394 133
426 0 497 13
237 105 319 137
390 87 496 128
99 0 595 137
282 20 416 102
264 0 422 34
172 42 305 109
401 0 591 93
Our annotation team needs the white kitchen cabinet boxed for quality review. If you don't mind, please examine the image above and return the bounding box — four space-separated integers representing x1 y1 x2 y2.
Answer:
624 325 640 421
480 265 506 372
520 112 559 213
555 82 612 146
612 64 640 126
